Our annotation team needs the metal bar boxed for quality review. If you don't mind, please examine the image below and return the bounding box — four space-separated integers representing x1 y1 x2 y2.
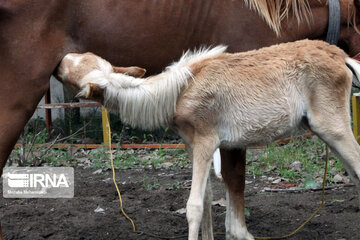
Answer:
10 143 291 150
14 143 186 149
37 102 101 109
13 133 313 150
352 93 360 144
44 88 52 133
101 107 111 144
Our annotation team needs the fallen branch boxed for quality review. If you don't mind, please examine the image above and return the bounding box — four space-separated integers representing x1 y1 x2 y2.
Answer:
261 183 355 193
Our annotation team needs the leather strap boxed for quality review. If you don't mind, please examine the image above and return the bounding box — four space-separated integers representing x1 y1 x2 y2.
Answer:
326 0 341 45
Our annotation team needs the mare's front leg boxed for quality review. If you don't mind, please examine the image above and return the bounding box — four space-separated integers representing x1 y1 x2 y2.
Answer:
0 31 66 240
221 149 254 240
0 70 53 240
0 67 55 239
186 135 219 240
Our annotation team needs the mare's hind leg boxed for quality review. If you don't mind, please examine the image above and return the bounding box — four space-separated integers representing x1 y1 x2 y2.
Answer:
221 149 254 240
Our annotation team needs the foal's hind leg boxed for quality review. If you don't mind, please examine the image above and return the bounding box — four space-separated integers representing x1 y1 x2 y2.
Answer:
308 104 360 200
311 122 360 188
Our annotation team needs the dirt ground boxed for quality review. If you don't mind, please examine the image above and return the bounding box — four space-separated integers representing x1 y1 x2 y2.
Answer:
0 167 359 240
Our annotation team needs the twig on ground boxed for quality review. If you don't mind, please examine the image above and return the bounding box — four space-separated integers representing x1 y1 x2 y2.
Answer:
262 183 355 193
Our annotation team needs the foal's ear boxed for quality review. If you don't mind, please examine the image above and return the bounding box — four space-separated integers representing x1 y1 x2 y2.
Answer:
113 66 147 78
86 83 104 102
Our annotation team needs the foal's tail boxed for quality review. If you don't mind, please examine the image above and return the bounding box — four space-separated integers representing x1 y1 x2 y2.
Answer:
345 58 360 89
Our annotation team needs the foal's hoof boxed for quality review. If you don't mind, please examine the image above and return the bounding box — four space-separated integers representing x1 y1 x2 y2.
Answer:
226 231 254 240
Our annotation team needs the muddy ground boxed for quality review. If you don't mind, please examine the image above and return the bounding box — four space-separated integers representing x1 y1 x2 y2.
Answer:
0 167 359 240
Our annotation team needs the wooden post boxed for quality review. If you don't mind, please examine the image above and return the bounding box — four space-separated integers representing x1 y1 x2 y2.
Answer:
101 106 111 144
352 93 360 144
45 88 52 133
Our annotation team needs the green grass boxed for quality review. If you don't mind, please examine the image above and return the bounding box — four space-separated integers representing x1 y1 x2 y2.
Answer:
9 120 348 187
247 136 344 184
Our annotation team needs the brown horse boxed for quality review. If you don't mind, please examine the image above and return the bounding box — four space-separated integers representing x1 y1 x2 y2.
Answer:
1 0 360 239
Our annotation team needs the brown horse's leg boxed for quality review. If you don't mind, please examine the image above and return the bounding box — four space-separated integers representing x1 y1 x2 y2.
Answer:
0 67 52 238
0 79 49 240
0 222 3 240
0 74 50 174
220 148 254 240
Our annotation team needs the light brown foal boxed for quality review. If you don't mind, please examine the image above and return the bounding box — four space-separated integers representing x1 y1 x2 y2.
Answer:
56 39 360 240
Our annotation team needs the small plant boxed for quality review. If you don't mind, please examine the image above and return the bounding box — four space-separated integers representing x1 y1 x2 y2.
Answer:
114 149 139 169
332 158 344 172
151 148 167 168
85 148 107 168
244 208 251 217
142 176 161 190
168 180 181 190
171 148 189 168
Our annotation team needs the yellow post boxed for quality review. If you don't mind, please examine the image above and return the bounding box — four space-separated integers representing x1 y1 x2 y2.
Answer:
352 93 360 144
101 106 111 145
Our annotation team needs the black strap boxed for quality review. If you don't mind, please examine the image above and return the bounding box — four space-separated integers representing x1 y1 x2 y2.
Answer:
326 0 341 45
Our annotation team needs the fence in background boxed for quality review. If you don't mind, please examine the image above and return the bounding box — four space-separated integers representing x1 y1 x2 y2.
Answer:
19 92 360 150
352 93 360 144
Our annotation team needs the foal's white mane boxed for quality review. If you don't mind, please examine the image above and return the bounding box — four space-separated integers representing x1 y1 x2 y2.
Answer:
81 45 227 130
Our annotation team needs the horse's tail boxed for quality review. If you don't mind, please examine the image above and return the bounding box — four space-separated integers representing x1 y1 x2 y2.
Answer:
345 58 360 89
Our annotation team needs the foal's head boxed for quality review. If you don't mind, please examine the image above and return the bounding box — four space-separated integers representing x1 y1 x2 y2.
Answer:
56 52 146 101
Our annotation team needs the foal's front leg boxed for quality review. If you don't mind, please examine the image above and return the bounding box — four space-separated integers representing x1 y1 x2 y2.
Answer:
187 136 218 240
201 177 213 240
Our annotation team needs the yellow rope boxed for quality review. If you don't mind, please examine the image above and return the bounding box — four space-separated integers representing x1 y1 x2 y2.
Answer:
254 145 329 240
105 108 189 239
105 109 136 232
